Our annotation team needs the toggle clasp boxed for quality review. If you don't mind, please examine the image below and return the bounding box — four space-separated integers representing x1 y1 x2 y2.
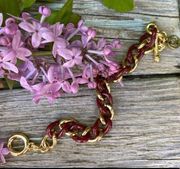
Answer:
146 23 179 63
146 23 168 62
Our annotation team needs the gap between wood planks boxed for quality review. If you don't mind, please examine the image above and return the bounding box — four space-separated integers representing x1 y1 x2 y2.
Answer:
178 0 180 19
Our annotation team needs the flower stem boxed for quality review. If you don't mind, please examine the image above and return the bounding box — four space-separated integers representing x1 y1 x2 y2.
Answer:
85 54 99 66
32 51 52 57
88 50 103 55
67 28 79 41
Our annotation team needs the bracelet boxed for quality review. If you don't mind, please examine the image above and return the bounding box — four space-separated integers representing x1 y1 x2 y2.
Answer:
0 22 178 164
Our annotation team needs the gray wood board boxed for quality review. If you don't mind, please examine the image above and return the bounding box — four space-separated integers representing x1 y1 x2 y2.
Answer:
0 0 180 168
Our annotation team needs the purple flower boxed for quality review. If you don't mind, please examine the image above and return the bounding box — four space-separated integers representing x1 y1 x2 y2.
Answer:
82 28 96 47
42 23 66 57
0 54 18 74
0 142 9 164
47 64 64 83
1 31 32 61
46 65 72 93
112 39 122 48
39 6 51 17
20 77 61 104
33 82 62 103
77 20 88 33
58 48 82 68
63 23 76 39
70 81 79 93
0 36 11 46
8 60 37 81
19 21 48 48
39 6 51 24
4 18 18 35
77 64 97 89
66 20 88 41
0 6 122 104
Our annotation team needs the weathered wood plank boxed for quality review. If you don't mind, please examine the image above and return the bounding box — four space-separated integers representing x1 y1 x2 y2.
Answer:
39 0 179 17
0 76 180 168
0 0 180 168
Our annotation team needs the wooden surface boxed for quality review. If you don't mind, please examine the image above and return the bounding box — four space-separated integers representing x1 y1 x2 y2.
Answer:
0 0 180 168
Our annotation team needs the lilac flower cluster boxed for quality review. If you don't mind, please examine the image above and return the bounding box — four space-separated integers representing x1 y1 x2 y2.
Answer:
0 6 121 103
0 141 9 164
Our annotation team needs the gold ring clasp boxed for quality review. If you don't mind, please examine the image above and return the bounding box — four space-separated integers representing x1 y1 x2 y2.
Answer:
7 133 29 157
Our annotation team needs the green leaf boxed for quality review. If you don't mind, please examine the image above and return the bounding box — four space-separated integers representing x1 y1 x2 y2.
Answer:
46 0 55 2
36 0 54 2
5 78 15 90
0 0 21 16
102 0 134 12
68 13 81 25
20 0 36 10
0 0 36 18
46 0 81 25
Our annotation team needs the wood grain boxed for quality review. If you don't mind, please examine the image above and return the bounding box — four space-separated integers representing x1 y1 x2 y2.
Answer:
0 0 180 168
0 76 180 168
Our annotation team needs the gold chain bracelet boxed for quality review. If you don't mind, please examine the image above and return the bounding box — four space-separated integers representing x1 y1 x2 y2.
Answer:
2 22 179 162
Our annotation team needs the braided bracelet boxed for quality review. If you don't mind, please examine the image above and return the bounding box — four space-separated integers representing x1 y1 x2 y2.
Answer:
0 8 180 164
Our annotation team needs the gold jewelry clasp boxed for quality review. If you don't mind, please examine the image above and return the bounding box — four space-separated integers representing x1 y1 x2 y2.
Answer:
7 133 29 157
7 133 57 157
146 22 180 63
146 23 168 62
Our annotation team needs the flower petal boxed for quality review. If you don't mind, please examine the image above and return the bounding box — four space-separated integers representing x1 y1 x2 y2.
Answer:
32 83 45 92
56 38 66 49
32 32 41 48
62 81 71 93
63 60 75 68
47 82 61 93
52 43 58 57
72 48 81 57
2 148 9 155
47 64 61 83
17 48 32 60
74 56 82 65
42 31 54 43
81 35 88 47
2 62 18 73
0 142 3 150
76 78 88 84
33 95 41 104
0 154 6 164
19 22 35 33
71 81 79 94
58 48 72 60
12 31 21 49
53 23 64 37
97 38 106 49
20 77 33 92
2 50 16 62
88 81 96 89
